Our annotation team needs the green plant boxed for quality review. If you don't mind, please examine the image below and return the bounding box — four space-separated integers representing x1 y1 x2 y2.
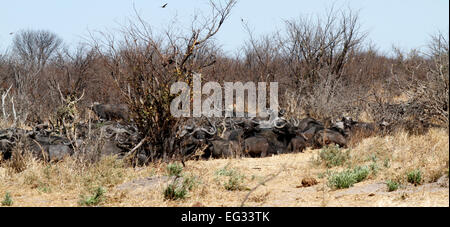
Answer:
353 166 370 182
1 192 13 206
215 165 237 177
164 182 188 200
317 172 326 179
166 163 183 177
383 158 391 168
317 170 334 179
327 166 370 189
182 174 199 191
38 182 51 193
224 174 245 191
328 170 356 189
163 168 199 200
369 163 379 176
366 153 378 162
78 187 105 206
43 165 52 180
316 145 350 167
386 180 400 192
216 166 245 191
407 169 422 185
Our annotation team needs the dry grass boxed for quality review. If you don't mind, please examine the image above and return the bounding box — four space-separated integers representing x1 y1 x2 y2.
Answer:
348 128 449 183
0 128 448 207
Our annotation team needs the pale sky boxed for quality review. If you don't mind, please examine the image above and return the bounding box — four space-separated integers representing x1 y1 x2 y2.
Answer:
1 0 448 55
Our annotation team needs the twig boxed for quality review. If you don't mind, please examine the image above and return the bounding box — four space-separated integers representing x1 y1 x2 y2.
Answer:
32 139 48 164
124 137 148 161
240 165 285 207
1 85 12 120
11 97 17 126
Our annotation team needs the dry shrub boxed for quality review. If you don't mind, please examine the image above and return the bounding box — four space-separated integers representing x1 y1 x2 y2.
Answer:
2 137 36 174
91 0 237 164
281 7 369 121
346 127 378 147
285 72 367 121
405 32 449 127
5 149 28 174
366 32 448 135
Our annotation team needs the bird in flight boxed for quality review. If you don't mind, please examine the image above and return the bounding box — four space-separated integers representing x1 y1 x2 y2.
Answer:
161 3 168 8
9 32 13 35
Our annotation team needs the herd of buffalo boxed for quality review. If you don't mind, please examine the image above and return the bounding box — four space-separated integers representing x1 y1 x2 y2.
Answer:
0 103 389 164
176 111 386 161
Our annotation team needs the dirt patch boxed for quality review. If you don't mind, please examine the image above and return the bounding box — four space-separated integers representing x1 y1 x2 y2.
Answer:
436 175 449 188
116 176 178 192
335 182 386 198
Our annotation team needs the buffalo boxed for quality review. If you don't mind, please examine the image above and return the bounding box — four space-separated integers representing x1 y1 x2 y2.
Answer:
29 140 73 162
208 139 241 158
287 135 307 153
292 117 324 146
92 102 130 122
313 129 347 148
244 136 270 157
337 116 383 140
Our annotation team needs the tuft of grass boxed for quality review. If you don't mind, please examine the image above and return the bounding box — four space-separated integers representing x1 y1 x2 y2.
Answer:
369 163 379 176
327 166 370 189
383 158 391 168
366 153 378 163
78 187 106 206
182 174 199 191
215 166 245 191
352 166 370 182
164 182 188 200
327 169 356 189
315 145 350 168
166 163 183 177
407 169 422 185
7 149 28 173
317 169 334 179
215 165 237 177
224 173 245 191
38 182 51 193
163 165 198 200
1 192 13 206
386 180 400 192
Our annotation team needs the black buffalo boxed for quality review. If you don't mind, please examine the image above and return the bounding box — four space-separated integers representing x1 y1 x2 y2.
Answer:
287 134 307 153
244 136 270 157
313 129 347 148
92 103 129 122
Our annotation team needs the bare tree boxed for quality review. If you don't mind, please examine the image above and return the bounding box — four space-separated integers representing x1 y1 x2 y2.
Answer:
280 7 367 119
282 7 366 87
12 29 62 71
91 0 237 164
1 30 63 123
